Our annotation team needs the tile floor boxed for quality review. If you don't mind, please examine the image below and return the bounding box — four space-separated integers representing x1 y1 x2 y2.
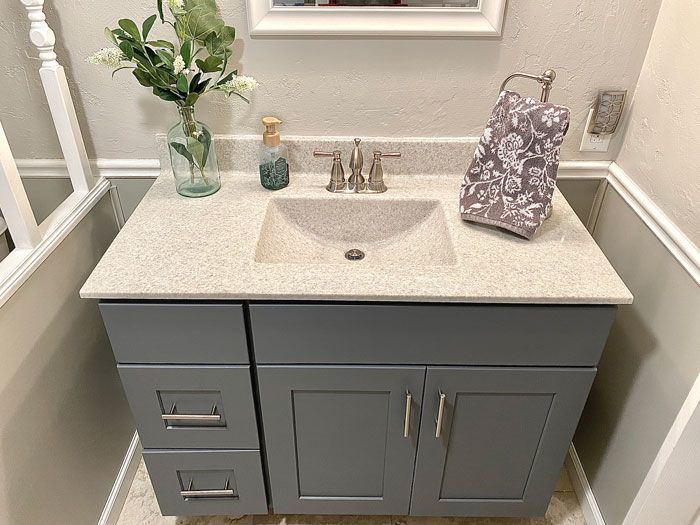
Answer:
117 459 585 525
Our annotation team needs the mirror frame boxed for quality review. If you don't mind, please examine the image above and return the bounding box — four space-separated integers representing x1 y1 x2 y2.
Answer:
246 0 506 36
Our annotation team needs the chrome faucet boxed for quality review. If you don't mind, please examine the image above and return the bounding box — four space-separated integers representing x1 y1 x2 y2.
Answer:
314 138 400 194
347 138 365 193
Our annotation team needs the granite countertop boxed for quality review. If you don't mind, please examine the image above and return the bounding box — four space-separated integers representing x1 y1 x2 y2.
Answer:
80 170 632 304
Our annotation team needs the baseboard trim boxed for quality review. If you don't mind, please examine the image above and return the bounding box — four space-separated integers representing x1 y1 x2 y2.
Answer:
607 162 700 285
98 431 142 525
566 444 606 525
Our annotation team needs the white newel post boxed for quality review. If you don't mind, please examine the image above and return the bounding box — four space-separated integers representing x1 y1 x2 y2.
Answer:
21 0 94 192
0 121 42 249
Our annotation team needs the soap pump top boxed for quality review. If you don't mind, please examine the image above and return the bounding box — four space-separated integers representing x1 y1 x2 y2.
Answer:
262 116 282 147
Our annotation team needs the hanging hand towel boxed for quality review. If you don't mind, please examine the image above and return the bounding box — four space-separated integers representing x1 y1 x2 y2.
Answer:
460 90 570 239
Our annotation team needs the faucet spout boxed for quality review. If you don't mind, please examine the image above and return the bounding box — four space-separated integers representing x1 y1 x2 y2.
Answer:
347 138 365 192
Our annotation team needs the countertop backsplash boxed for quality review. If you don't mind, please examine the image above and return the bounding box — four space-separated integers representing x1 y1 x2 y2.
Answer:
156 135 479 177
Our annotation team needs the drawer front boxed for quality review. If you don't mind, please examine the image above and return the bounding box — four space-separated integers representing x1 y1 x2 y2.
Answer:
100 303 249 364
250 304 616 366
143 449 268 516
118 365 259 449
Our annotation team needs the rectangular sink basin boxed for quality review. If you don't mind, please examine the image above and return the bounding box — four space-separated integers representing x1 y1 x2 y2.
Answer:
255 197 456 266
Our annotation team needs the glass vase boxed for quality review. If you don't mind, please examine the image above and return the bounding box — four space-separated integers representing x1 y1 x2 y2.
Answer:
167 106 221 198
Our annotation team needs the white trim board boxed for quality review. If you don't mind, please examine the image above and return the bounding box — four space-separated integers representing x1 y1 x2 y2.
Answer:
566 445 606 525
246 0 506 37
14 158 607 180
0 178 110 309
98 432 142 525
16 158 160 179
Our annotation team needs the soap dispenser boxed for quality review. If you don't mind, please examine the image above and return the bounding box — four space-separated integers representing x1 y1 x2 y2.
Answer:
259 117 289 190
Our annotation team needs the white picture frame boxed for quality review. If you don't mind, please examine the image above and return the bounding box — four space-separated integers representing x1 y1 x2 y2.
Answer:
246 0 507 37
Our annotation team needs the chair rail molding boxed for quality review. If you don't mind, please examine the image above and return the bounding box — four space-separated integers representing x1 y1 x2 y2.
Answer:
16 158 162 179
607 162 700 285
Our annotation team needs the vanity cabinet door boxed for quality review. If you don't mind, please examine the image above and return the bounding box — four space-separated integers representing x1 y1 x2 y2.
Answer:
258 366 425 515
410 367 596 517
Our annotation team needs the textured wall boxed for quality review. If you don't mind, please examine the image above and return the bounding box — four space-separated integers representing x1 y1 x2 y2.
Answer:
0 0 660 160
616 0 700 246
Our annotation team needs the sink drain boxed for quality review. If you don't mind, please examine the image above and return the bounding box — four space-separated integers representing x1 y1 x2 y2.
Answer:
345 249 365 261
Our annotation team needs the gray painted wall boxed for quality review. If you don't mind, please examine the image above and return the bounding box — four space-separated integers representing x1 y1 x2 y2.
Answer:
574 186 700 525
20 177 154 225
22 177 73 223
0 195 134 524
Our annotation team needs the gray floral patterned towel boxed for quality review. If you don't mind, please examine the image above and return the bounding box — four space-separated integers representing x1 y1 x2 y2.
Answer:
460 90 570 239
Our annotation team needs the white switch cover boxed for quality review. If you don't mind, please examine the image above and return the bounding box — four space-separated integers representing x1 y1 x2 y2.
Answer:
580 109 612 152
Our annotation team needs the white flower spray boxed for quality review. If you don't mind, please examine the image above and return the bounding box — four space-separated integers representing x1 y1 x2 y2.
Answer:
86 47 127 67
220 75 259 97
173 55 188 75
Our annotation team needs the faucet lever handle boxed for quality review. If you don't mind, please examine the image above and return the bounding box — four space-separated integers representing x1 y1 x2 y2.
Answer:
313 150 341 159
374 151 401 159
314 150 346 193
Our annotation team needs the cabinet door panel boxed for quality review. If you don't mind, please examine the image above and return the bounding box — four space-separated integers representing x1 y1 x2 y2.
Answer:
258 366 425 515
411 367 595 517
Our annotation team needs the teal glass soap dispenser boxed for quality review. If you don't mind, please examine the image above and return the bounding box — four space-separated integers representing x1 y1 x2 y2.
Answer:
259 117 289 190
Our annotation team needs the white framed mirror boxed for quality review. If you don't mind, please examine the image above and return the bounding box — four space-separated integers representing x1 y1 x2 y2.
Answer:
246 0 506 36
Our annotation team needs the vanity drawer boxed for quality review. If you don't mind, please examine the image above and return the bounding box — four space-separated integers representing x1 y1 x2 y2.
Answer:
249 304 616 366
118 365 259 449
100 302 249 364
143 449 268 516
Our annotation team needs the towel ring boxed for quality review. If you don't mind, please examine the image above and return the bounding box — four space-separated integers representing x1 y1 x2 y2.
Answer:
500 69 556 102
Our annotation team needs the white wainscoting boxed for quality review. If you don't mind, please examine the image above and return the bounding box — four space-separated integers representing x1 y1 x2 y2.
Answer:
571 162 700 525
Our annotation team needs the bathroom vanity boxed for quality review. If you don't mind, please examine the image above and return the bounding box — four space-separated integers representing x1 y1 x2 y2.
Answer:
81 168 632 518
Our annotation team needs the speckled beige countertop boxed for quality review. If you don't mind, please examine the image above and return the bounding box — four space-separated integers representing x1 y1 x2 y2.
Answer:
80 169 632 304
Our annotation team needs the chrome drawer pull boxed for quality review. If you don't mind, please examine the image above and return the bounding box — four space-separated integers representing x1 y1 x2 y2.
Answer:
181 479 235 499
162 403 221 422
180 488 235 498
435 391 446 438
404 390 412 438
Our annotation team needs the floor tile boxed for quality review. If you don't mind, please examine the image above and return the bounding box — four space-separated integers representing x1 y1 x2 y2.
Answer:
554 469 574 493
254 515 392 525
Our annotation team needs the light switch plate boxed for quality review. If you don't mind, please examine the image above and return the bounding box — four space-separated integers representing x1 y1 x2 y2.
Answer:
580 109 612 152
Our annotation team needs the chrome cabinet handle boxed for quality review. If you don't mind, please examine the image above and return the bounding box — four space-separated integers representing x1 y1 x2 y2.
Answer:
435 391 446 438
404 390 412 438
181 479 235 499
180 488 235 498
162 404 221 422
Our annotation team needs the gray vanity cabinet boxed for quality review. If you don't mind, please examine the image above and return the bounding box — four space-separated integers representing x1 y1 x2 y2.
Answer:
257 366 426 515
100 301 614 518
410 367 596 517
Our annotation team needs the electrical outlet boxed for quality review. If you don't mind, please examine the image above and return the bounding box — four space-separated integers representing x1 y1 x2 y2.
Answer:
580 109 612 152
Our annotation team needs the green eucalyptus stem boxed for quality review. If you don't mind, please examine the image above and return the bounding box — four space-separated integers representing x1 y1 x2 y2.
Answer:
178 105 210 185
